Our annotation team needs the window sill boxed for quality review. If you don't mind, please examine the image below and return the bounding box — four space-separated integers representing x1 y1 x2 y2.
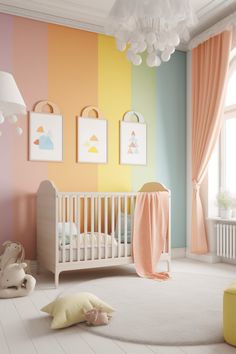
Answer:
207 217 236 223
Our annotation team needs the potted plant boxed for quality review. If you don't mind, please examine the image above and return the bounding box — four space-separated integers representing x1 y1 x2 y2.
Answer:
216 191 232 219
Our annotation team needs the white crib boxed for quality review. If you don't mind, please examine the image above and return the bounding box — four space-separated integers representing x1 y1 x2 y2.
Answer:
37 180 171 287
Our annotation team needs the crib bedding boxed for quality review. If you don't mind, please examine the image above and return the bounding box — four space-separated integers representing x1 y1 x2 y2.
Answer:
58 232 118 249
59 243 132 262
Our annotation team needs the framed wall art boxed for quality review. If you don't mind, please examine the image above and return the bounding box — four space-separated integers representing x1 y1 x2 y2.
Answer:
120 111 147 165
29 101 63 162
77 106 107 164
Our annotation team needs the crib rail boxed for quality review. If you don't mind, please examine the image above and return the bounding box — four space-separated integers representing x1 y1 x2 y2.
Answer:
57 192 137 264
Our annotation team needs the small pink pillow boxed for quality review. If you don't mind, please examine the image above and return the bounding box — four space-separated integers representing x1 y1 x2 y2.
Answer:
84 308 111 326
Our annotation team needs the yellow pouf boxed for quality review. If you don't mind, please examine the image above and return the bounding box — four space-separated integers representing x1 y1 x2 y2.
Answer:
224 285 236 346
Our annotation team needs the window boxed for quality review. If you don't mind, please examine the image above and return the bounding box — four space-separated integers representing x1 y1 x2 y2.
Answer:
208 52 236 216
220 56 236 194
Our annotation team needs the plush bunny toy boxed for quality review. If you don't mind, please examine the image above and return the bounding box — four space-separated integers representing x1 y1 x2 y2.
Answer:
0 262 36 299
84 308 112 326
0 241 25 272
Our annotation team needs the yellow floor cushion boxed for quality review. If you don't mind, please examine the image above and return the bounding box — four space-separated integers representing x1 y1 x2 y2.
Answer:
41 292 114 329
224 285 236 346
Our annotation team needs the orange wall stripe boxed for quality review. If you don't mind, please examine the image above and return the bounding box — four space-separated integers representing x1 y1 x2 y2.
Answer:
48 25 98 192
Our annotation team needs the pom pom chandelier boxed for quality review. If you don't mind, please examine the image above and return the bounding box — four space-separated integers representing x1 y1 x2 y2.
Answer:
106 0 197 67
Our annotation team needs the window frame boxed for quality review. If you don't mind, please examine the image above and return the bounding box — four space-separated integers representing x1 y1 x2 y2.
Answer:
219 56 236 192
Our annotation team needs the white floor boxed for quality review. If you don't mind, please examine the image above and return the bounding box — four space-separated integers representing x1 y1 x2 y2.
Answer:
0 258 236 354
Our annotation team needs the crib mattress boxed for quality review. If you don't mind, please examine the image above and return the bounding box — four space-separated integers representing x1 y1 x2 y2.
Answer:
59 243 132 262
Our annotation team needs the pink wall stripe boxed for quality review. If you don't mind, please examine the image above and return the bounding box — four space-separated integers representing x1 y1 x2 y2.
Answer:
11 17 49 258
0 14 14 242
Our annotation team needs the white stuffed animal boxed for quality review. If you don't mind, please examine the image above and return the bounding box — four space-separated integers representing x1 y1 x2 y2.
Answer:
0 241 25 272
0 263 36 299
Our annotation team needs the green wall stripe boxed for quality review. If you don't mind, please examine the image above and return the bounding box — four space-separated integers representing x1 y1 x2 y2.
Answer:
156 51 186 248
131 61 157 192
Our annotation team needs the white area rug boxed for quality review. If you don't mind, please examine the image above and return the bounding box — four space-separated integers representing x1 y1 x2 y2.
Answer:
61 271 235 345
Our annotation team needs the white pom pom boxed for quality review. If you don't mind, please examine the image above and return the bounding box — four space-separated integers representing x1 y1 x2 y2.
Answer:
166 46 175 55
8 114 18 124
161 50 171 62
16 127 23 135
130 42 139 53
155 56 161 67
136 41 147 53
146 53 157 67
147 45 154 54
0 112 5 124
116 39 126 52
170 33 180 47
158 43 165 51
146 32 156 46
131 32 144 44
126 49 135 61
131 54 142 66
158 32 168 48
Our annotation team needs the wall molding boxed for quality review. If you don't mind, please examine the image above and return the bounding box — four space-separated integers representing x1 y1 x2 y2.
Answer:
189 10 236 49
0 0 235 46
186 250 221 263
0 3 106 34
171 248 186 259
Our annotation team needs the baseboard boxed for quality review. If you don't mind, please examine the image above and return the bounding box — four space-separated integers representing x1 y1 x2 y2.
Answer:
25 259 38 274
220 257 236 265
186 250 221 264
171 248 186 259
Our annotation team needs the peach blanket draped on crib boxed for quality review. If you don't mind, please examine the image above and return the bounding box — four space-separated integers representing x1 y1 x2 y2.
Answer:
133 192 169 280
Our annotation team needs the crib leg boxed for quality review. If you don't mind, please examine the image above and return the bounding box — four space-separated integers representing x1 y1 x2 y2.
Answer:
167 260 171 273
54 271 60 288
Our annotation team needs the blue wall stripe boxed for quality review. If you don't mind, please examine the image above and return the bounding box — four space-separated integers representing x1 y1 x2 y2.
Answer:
156 51 186 248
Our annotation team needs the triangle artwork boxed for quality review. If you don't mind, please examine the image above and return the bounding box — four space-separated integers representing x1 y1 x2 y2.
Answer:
83 134 99 154
127 131 139 155
33 125 54 150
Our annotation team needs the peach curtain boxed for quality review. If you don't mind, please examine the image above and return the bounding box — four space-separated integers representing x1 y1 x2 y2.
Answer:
191 31 232 254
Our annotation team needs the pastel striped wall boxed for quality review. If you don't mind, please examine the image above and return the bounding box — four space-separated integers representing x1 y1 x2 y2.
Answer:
0 13 186 258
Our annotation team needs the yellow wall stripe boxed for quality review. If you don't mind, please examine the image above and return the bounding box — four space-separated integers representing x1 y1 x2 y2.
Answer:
98 35 132 192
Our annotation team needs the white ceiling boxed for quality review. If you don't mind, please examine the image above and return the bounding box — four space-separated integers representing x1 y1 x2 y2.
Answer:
0 0 236 41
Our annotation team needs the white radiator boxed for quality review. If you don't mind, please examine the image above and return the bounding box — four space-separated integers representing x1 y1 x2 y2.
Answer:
216 222 236 259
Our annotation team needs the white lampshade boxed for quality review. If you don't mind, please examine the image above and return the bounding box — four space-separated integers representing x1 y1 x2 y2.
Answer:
0 71 26 116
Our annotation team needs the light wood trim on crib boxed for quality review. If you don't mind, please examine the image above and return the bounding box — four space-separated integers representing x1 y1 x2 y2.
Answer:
139 182 169 192
37 180 58 274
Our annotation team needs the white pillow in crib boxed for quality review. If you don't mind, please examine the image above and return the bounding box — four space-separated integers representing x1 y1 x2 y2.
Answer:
58 222 77 236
